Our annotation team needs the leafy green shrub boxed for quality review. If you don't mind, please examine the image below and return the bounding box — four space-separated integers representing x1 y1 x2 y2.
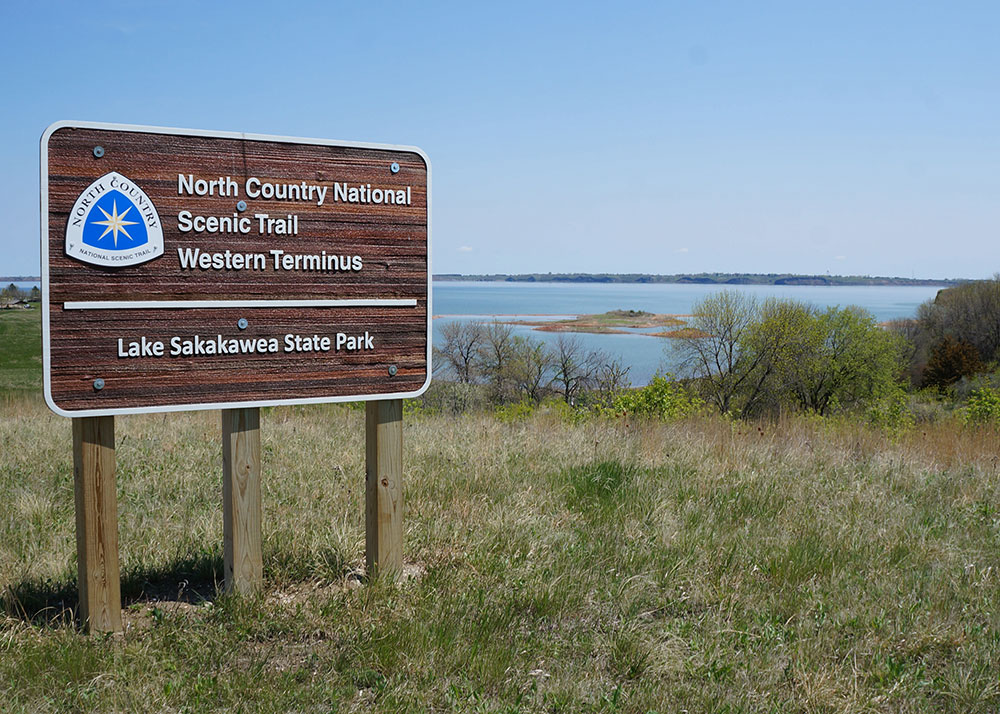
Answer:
403 398 438 417
611 374 702 420
966 387 1000 424
866 386 915 432
542 397 592 424
493 399 535 423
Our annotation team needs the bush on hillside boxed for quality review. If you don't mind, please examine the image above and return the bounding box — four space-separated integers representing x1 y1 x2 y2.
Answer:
922 336 984 390
965 387 1000 424
612 374 703 420
866 385 916 433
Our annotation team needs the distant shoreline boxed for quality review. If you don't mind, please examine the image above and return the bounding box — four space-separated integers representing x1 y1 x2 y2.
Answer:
4 273 960 287
434 272 959 287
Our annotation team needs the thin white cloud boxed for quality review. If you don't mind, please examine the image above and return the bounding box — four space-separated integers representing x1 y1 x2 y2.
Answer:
459 246 473 252
835 255 846 260
675 247 689 253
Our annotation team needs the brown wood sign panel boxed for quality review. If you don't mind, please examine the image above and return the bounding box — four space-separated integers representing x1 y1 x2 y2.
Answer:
41 122 430 416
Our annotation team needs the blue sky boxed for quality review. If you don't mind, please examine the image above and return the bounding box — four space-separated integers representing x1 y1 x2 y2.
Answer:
2 1 997 279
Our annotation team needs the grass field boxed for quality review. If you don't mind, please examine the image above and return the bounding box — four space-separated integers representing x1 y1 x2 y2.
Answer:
2 392 999 712
2 308 999 711
0 308 41 395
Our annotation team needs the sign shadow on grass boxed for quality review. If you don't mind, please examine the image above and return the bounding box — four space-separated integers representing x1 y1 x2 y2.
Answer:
2 547 224 629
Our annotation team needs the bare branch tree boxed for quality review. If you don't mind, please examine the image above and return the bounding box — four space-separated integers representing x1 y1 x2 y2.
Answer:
673 291 766 414
478 320 516 402
550 334 598 404
433 320 484 383
510 336 552 403
592 354 631 407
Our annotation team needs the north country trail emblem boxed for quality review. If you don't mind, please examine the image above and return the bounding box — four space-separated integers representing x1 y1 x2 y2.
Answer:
65 171 164 267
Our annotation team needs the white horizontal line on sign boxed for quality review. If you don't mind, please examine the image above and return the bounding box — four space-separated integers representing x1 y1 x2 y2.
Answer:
64 299 418 310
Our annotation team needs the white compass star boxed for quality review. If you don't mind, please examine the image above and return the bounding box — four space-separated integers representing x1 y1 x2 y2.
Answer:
93 200 139 247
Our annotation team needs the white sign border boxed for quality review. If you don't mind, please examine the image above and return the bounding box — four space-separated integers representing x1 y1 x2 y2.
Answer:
40 120 432 418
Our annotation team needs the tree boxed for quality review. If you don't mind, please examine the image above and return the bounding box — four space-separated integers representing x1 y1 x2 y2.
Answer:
592 355 631 407
884 318 921 383
509 336 552 403
923 336 983 390
908 277 1000 384
783 306 905 415
932 278 1000 362
550 334 599 404
477 320 516 403
675 292 906 417
739 298 819 417
0 283 23 308
433 320 483 383
674 291 768 414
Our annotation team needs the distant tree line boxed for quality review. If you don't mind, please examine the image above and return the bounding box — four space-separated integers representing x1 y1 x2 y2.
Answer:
435 273 956 287
0 283 40 306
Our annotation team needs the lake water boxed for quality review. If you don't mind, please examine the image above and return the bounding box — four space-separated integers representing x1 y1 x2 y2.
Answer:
432 281 942 386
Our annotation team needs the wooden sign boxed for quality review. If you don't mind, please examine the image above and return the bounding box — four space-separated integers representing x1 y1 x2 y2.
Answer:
41 122 431 416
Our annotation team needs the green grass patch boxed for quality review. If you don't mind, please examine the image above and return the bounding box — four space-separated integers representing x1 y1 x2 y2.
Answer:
564 459 633 508
0 308 41 395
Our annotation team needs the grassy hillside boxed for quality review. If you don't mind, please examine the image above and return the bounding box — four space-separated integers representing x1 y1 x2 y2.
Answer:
2 395 999 712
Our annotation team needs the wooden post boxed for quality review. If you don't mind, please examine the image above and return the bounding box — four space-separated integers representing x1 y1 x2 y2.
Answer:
72 416 122 633
222 407 263 593
366 399 403 578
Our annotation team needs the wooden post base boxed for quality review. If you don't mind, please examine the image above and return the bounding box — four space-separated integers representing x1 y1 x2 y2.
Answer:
365 399 403 578
72 416 122 633
222 407 263 593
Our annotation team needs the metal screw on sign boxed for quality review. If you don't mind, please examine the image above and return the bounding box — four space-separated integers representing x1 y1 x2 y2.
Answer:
237 318 249 330
388 365 398 377
236 200 247 212
390 162 400 174
93 378 105 391
93 146 105 158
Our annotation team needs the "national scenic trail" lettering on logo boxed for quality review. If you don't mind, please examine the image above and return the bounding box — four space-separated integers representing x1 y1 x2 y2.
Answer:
65 171 164 267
